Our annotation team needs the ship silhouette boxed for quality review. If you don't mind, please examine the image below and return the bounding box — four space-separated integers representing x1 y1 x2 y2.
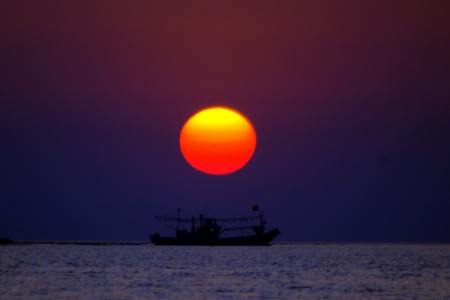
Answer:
150 207 280 246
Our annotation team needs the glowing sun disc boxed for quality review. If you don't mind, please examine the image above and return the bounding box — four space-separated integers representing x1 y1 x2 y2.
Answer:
180 106 256 175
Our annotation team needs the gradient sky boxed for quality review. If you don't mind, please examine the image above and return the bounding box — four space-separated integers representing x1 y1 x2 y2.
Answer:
1 1 449 242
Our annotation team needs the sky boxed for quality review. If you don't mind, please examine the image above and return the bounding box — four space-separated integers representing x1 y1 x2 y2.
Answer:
1 1 449 243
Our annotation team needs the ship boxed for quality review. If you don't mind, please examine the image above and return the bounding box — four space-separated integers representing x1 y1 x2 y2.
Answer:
149 207 280 246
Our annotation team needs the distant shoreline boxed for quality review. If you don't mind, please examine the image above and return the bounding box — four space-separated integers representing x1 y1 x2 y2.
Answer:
1 241 151 246
2 241 449 246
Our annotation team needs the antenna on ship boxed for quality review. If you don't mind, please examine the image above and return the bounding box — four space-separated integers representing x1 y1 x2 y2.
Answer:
176 207 180 231
252 205 265 227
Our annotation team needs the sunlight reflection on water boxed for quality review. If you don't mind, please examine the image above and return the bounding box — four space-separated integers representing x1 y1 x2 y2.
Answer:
1 244 450 299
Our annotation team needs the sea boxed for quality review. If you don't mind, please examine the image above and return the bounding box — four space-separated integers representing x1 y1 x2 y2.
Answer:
1 243 450 299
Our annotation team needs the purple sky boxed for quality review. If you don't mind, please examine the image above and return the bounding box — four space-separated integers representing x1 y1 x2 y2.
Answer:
1 1 449 242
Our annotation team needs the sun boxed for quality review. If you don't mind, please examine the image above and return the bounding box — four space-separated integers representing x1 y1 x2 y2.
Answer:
180 107 257 175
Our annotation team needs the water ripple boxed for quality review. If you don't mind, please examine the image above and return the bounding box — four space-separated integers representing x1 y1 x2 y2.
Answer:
1 244 450 299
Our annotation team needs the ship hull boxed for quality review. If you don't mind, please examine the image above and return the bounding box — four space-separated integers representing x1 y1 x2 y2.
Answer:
150 229 280 246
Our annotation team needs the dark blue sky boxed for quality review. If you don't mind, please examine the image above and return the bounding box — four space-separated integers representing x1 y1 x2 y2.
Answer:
1 1 449 242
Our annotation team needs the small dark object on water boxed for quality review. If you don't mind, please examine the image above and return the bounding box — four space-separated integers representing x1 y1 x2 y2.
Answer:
0 237 14 244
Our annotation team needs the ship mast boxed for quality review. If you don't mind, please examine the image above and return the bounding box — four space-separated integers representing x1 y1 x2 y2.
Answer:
176 207 180 231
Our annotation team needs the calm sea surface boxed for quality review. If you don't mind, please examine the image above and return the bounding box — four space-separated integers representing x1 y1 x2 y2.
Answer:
1 244 450 299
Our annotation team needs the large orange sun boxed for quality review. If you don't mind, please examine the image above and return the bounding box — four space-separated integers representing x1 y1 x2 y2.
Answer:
180 107 257 175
